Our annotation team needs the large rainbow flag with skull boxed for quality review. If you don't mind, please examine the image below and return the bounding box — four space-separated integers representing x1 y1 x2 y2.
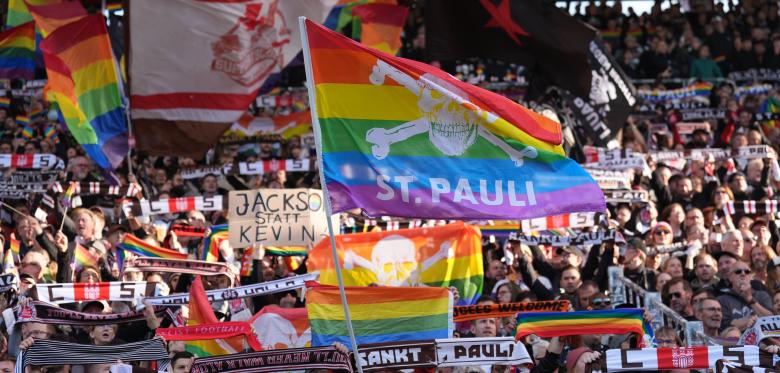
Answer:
301 19 604 220
307 222 483 304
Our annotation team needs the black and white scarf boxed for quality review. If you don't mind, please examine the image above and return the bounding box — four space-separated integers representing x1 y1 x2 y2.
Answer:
16 338 170 373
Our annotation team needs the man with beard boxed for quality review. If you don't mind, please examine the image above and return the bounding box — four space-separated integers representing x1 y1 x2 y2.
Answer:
694 298 723 338
662 278 695 320
691 253 719 292
717 261 772 331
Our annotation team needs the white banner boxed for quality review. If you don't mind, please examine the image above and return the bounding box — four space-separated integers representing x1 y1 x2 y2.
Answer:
435 337 532 367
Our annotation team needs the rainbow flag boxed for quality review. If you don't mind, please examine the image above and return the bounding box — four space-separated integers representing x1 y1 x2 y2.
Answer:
21 124 34 139
200 224 228 262
185 276 245 357
306 282 452 347
39 13 128 171
24 0 87 37
0 22 35 80
3 247 18 277
600 29 621 43
60 182 76 208
760 96 780 132
266 246 309 256
0 97 10 108
16 115 29 125
515 309 653 340
352 3 408 55
43 124 58 143
9 238 20 257
239 247 254 277
118 234 188 260
301 19 604 220
73 243 98 270
308 222 483 304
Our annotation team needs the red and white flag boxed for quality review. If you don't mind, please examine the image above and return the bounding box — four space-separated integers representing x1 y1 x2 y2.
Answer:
129 0 336 157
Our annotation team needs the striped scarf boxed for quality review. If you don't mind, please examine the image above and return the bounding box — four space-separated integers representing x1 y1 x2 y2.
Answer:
16 338 170 373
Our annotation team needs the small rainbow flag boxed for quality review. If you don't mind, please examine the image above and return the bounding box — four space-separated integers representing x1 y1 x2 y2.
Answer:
9 238 20 257
0 22 35 80
74 243 98 271
266 246 308 257
118 233 188 260
760 96 780 132
60 182 76 208
3 247 18 277
43 124 58 143
239 247 254 277
0 98 10 108
515 308 653 340
21 124 34 139
15 115 29 126
200 224 228 262
306 282 452 347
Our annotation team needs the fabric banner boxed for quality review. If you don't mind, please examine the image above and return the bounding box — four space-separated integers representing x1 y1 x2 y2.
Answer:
755 112 780 121
637 101 707 113
356 340 437 371
189 346 353 373
651 148 730 162
16 338 170 373
16 300 168 326
50 182 142 197
303 18 605 221
647 241 691 256
604 189 649 203
724 201 780 215
225 110 312 139
144 273 317 306
680 108 727 121
306 282 452 347
583 157 648 171
519 212 604 232
0 154 63 169
124 257 231 276
516 309 652 340
122 196 222 217
181 164 235 180
227 188 330 248
585 169 632 190
156 321 263 351
238 159 312 176
715 360 780 373
729 69 780 82
0 273 17 293
129 0 337 157
509 230 616 247
32 281 157 304
453 300 570 322
435 337 532 368
307 222 483 304
250 305 311 350
603 345 761 371
637 82 713 102
738 315 780 345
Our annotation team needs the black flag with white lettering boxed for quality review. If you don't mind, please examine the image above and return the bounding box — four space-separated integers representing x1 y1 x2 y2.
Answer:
562 38 636 147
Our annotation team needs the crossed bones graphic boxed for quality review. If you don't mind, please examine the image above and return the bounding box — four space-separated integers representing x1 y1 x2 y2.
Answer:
365 60 537 167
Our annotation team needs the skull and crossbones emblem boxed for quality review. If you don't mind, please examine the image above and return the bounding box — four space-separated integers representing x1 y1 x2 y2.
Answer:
342 235 455 287
365 60 537 166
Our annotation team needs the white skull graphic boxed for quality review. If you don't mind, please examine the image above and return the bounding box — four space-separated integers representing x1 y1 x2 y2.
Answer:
251 312 310 350
370 235 418 286
417 74 478 156
589 69 617 105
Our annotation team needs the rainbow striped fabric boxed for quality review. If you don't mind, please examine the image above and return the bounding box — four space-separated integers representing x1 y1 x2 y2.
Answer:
352 3 408 55
74 243 98 271
185 276 244 357
0 98 10 108
266 246 309 256
302 19 604 220
515 308 653 340
306 282 452 347
24 0 86 37
39 13 128 170
118 234 188 260
200 224 228 262
16 115 30 125
3 246 17 277
0 22 35 80
60 182 76 208
760 96 780 131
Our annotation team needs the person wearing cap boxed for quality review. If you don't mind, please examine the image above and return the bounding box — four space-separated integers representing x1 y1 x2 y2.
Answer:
623 238 657 291
717 261 772 331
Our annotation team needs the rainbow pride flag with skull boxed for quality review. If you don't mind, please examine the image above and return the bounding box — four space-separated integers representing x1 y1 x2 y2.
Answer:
300 19 604 220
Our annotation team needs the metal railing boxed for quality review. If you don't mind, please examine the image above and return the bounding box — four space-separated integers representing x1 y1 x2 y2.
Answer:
608 266 720 346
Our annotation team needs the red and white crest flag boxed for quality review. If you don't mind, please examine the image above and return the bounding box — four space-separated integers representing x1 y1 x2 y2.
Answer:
129 0 336 157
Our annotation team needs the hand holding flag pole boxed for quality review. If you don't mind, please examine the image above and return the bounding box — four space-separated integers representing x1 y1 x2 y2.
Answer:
58 182 76 233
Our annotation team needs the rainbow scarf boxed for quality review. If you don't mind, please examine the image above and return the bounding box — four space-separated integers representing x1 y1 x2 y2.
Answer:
118 234 188 262
184 276 245 357
306 282 452 347
0 22 35 80
302 19 604 220
515 308 653 341
266 246 308 257
200 224 227 262
39 13 128 171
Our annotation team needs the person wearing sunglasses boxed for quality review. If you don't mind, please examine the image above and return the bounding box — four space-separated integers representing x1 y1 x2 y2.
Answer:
717 261 773 331
661 278 695 320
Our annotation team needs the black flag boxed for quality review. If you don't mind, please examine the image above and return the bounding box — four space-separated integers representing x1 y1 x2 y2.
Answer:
425 0 636 146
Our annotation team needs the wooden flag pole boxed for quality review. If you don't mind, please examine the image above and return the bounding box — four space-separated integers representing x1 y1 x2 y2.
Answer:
298 16 365 373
